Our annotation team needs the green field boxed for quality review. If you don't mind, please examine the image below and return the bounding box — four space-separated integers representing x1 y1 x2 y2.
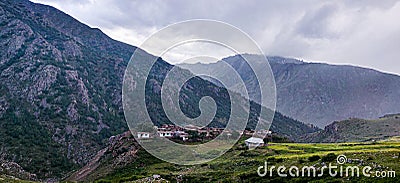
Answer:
94 137 400 183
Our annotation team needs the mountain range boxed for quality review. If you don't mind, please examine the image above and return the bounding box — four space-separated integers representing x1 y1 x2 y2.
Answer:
0 0 317 180
2 0 400 181
180 55 400 128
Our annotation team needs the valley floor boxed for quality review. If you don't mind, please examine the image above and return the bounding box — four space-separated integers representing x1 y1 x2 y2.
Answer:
92 137 400 183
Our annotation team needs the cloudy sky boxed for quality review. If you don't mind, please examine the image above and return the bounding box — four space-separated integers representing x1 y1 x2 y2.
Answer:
31 0 400 74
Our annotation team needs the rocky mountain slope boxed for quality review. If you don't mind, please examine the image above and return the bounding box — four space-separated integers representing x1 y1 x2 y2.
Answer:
0 0 134 178
0 158 38 182
180 55 400 128
0 0 317 180
302 114 400 143
66 131 141 182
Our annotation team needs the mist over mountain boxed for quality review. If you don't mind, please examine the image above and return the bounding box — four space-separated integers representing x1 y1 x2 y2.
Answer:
179 55 400 128
0 0 316 180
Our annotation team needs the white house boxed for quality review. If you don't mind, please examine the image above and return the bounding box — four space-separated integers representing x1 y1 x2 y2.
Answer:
180 134 189 141
174 130 186 135
245 137 264 148
158 131 173 138
137 132 150 139
173 130 189 141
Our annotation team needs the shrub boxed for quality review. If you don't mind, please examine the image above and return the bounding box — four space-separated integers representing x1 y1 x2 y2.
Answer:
321 153 336 162
239 151 259 157
308 155 321 162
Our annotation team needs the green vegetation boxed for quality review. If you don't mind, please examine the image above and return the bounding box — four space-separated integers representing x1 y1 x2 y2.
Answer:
0 99 77 178
304 114 400 143
93 138 400 182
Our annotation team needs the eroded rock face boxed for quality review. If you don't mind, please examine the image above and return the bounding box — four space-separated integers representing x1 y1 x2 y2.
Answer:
68 131 141 182
0 98 8 118
106 131 140 166
0 159 38 181
28 65 60 101
0 0 132 178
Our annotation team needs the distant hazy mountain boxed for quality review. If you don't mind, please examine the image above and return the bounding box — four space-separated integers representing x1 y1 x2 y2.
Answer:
302 114 400 143
179 55 400 128
0 0 316 180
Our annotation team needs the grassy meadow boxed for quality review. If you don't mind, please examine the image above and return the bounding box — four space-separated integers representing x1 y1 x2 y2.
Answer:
93 137 400 183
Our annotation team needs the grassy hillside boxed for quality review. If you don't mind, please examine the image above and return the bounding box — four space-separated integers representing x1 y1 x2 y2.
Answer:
303 114 400 143
71 132 400 182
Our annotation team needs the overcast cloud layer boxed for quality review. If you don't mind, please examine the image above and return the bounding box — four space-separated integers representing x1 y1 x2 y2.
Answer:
31 0 400 75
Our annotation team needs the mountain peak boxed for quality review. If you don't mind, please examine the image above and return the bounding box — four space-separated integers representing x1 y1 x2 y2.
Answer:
266 56 304 64
218 54 304 65
178 54 400 128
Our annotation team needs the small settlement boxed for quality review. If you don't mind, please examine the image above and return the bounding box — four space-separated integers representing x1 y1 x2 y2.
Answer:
136 124 272 148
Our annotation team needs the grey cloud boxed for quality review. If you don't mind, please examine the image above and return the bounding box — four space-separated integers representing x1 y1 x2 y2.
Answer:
295 3 339 39
31 0 400 74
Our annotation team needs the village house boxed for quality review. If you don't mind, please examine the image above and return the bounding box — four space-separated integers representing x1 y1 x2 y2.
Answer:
244 130 255 136
256 130 272 136
197 128 211 137
173 130 189 141
158 131 173 138
245 137 265 148
178 133 189 141
138 124 270 142
137 132 150 139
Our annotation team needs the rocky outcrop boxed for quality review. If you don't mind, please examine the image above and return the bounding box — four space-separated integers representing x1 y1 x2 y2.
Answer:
67 131 140 182
0 159 37 181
